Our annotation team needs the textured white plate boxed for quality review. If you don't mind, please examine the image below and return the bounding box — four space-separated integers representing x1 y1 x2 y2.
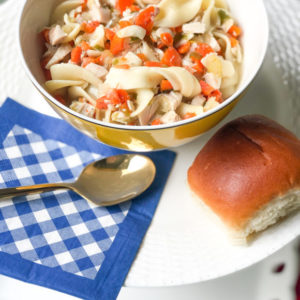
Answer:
0 0 299 289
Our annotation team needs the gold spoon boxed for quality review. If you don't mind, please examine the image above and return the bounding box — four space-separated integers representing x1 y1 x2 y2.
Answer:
0 154 156 206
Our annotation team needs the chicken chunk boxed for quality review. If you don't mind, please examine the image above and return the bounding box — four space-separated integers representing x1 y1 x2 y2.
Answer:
49 25 67 46
85 63 108 78
160 111 181 124
46 44 72 69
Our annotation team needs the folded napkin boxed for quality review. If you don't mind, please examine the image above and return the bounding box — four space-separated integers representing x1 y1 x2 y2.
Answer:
0 98 176 300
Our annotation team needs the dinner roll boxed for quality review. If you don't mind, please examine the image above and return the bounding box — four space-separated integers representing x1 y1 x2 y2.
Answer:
188 115 300 244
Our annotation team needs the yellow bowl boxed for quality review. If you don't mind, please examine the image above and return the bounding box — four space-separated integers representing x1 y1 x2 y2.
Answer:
18 0 269 151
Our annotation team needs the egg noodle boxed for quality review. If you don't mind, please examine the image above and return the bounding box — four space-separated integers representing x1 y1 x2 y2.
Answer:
40 0 242 126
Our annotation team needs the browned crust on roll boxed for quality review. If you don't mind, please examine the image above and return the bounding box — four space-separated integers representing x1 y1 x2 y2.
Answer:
187 115 300 230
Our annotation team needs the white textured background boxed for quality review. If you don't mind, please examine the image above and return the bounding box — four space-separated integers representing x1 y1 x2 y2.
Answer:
0 0 299 299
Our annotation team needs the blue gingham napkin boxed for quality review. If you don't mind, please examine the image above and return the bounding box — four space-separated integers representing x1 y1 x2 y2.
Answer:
0 98 176 299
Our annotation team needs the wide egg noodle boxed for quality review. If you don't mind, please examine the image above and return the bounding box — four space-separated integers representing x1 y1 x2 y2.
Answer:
201 0 216 31
214 31 234 61
45 79 85 92
62 14 81 43
130 89 155 117
50 0 82 23
155 0 203 28
50 63 103 87
105 67 200 98
68 86 97 105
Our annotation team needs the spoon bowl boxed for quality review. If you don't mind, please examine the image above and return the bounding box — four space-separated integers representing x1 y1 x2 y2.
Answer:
0 154 156 206
71 154 156 206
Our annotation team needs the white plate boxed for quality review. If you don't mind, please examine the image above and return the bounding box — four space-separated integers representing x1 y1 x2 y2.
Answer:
0 0 299 289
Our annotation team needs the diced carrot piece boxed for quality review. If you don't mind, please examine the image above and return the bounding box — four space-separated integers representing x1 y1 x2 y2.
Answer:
137 53 148 62
228 25 242 38
54 95 67 106
144 61 164 67
160 32 173 47
117 89 130 103
82 57 97 68
196 43 214 58
81 0 88 10
114 64 131 69
200 80 215 97
229 36 238 48
174 26 182 33
119 20 133 28
135 6 158 34
71 46 82 64
193 60 206 75
81 40 91 51
161 47 182 67
110 35 128 55
129 5 140 12
160 80 173 91
177 42 191 54
116 0 134 14
41 28 50 43
151 119 162 126
96 97 108 110
81 21 100 34
183 113 196 119
210 90 223 103
105 28 115 41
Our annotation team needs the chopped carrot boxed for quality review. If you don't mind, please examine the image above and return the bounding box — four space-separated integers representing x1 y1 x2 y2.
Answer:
114 64 131 69
137 53 148 62
228 25 242 38
116 0 134 14
161 47 182 67
160 32 173 47
81 21 100 34
183 113 196 119
81 0 88 10
200 80 215 97
110 35 128 55
54 95 67 106
177 42 191 54
81 40 91 51
160 80 173 91
117 89 130 103
144 61 164 67
103 89 129 105
40 57 52 80
71 46 82 64
82 57 97 68
96 97 108 110
151 119 162 126
157 41 165 49
129 5 140 12
119 20 133 28
196 43 214 58
193 60 206 75
174 26 182 33
190 52 202 63
229 36 238 48
105 28 115 41
210 90 223 103
41 28 50 43
135 6 158 34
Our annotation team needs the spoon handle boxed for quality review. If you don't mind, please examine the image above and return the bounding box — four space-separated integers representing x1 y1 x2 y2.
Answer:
0 183 72 200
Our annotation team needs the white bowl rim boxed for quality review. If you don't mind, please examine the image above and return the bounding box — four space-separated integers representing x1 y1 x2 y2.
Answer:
17 0 269 132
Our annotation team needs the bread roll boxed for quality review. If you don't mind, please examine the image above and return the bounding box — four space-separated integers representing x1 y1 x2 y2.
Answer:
188 115 300 244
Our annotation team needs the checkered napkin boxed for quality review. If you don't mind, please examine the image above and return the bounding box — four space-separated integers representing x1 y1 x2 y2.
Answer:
0 98 175 300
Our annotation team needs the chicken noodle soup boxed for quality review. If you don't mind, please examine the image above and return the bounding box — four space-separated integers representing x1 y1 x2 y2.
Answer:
40 0 242 126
